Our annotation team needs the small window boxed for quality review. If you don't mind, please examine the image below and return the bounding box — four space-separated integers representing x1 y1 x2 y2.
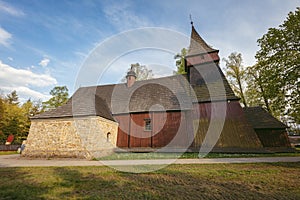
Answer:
144 118 152 131
107 132 111 142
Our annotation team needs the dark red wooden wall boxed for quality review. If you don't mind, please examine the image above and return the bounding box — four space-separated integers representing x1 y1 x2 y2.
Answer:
115 111 192 149
115 101 270 150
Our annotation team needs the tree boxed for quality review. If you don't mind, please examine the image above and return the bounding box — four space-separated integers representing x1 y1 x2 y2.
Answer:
254 7 300 123
6 90 19 105
245 65 271 111
42 86 69 110
0 92 44 144
174 48 187 74
0 95 27 144
122 63 154 82
0 97 4 137
223 52 248 107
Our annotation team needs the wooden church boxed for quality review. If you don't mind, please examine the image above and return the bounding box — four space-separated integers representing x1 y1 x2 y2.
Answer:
23 24 291 158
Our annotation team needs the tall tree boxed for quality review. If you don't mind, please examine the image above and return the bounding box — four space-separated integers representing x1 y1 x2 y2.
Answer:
223 52 248 107
174 48 187 74
0 95 27 144
6 90 19 105
254 7 300 123
122 63 154 82
0 92 44 144
42 86 69 110
0 97 4 137
245 65 271 111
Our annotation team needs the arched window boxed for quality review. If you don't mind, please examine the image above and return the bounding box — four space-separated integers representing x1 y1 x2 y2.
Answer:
107 132 111 142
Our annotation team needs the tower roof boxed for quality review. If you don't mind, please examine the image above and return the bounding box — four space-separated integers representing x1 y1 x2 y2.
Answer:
126 69 136 78
187 24 217 56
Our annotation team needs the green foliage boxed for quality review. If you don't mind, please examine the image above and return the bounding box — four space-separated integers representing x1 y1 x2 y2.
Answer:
42 86 69 110
223 52 248 107
245 65 272 112
253 7 300 123
174 48 187 74
6 90 19 105
0 98 4 134
0 87 67 144
0 93 43 144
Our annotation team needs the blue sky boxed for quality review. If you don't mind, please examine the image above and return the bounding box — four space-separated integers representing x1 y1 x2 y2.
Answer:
0 0 299 102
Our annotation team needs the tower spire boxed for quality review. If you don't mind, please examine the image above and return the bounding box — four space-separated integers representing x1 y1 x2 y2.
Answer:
187 22 217 56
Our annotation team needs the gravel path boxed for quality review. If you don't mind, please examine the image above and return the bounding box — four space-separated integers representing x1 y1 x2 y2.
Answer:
0 154 299 168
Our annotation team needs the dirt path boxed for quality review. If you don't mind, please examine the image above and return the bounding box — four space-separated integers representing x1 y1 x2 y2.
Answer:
0 154 299 168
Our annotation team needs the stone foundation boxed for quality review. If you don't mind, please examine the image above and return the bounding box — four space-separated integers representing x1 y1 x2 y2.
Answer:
22 116 118 159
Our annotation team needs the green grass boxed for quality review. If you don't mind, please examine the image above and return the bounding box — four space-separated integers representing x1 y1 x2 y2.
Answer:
98 151 300 160
0 163 299 199
0 151 18 155
202 152 300 158
99 152 184 160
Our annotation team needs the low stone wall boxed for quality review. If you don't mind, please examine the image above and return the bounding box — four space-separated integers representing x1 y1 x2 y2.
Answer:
0 145 20 151
22 116 118 159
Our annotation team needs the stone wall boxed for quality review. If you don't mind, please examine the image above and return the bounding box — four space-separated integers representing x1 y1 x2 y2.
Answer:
0 145 20 151
22 116 118 159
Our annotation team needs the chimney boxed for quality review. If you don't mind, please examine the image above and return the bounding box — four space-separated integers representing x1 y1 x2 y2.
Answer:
126 66 136 87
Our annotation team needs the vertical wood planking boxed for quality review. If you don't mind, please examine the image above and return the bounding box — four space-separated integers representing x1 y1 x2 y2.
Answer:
115 114 130 147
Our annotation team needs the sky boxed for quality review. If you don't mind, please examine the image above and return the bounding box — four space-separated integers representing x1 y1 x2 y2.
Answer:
0 0 299 102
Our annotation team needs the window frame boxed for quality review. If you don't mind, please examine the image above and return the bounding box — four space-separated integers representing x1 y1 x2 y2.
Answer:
144 118 152 131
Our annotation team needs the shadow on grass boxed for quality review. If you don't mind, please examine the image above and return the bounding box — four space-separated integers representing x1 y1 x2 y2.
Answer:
265 161 300 169
0 167 50 199
0 163 299 199
118 169 269 200
53 167 121 199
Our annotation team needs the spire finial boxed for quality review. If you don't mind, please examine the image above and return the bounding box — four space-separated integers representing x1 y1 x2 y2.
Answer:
189 14 193 26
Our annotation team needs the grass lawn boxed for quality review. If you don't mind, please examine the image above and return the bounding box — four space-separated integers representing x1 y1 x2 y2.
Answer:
0 163 299 199
98 151 300 160
0 151 18 155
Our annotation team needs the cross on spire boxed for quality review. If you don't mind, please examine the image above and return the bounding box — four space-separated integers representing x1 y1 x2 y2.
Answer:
189 14 193 25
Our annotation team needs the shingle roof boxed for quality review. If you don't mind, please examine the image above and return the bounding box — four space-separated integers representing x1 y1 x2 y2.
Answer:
243 107 287 129
187 25 217 56
99 75 194 114
32 72 238 120
32 25 238 120
191 63 238 102
31 89 115 121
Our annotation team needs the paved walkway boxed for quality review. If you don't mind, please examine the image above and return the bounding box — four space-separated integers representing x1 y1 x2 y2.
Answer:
0 154 300 168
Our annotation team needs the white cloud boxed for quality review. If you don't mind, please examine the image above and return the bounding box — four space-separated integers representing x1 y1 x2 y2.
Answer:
102 1 151 30
1 86 50 101
39 57 50 67
0 1 25 16
0 27 11 47
0 60 57 87
7 57 13 61
0 60 57 101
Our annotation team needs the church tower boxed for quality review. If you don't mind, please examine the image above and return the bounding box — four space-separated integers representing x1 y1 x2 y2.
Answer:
186 22 263 151
186 21 220 69
185 22 238 102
